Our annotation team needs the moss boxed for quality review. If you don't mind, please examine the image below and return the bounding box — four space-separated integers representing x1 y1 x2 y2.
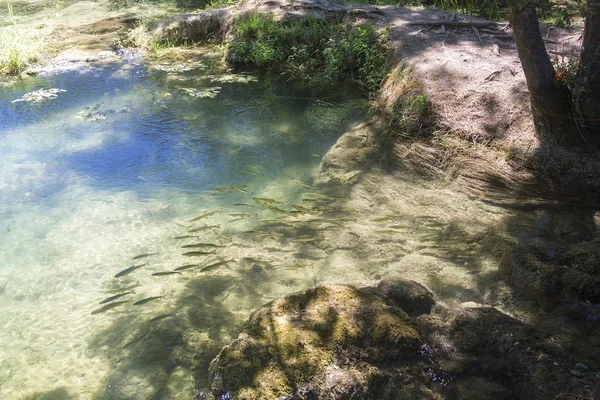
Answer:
209 284 422 398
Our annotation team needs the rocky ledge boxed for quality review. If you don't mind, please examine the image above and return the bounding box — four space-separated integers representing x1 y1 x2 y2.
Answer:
205 277 598 399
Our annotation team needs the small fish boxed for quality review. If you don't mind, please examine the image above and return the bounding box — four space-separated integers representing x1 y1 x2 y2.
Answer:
253 197 285 207
342 171 360 182
0 280 7 295
132 252 157 260
373 215 404 222
174 264 201 271
213 185 248 193
181 243 224 249
149 314 176 323
189 224 221 233
173 235 199 240
99 292 131 304
212 229 231 241
388 225 410 229
106 283 141 293
291 236 320 242
182 250 217 256
303 193 336 200
133 296 162 305
152 271 182 276
189 209 221 223
233 203 254 207
292 179 314 189
258 219 286 224
311 153 322 158
246 170 259 176
291 204 312 213
123 329 153 348
201 260 233 272
375 230 402 234
228 212 251 217
114 263 147 278
91 301 128 315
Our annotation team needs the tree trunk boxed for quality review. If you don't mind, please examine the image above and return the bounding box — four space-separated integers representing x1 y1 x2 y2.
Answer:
507 0 577 144
576 0 600 136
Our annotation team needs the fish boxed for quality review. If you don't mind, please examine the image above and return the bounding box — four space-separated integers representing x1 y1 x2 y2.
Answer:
123 329 153 348
253 197 285 207
342 171 360 182
373 215 404 222
173 235 199 240
133 296 162 305
213 185 248 193
189 209 221 223
152 271 182 276
149 314 176 323
182 250 217 256
0 280 7 295
258 219 286 224
246 170 259 176
201 260 233 272
91 301 128 315
106 283 141 293
212 229 231 241
291 236 320 242
132 253 157 260
375 230 403 234
233 203 254 207
181 243 224 249
291 205 312 213
174 264 201 271
311 153 322 158
189 224 221 233
99 292 131 304
114 263 147 278
228 212 251 217
388 225 411 229
292 180 314 189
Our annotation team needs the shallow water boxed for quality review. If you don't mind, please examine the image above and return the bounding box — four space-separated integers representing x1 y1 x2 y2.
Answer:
0 59 369 397
1 58 598 399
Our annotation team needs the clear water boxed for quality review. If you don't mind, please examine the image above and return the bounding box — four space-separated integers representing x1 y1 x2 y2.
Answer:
1 59 598 399
0 60 369 398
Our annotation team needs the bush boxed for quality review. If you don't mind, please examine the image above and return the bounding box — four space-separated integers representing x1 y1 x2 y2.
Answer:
227 14 389 94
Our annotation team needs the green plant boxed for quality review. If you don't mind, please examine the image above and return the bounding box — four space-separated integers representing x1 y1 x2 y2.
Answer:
227 14 389 94
0 3 47 75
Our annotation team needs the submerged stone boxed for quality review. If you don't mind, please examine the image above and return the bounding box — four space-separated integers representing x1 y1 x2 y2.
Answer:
377 276 436 316
208 284 422 399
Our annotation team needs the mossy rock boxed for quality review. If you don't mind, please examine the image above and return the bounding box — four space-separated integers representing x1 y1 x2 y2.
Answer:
378 277 435 316
208 284 422 399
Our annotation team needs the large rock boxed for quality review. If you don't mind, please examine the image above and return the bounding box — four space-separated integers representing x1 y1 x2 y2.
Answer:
207 280 599 400
208 284 423 399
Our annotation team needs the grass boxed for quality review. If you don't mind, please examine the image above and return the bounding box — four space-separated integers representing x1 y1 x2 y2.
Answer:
0 4 47 75
227 13 389 94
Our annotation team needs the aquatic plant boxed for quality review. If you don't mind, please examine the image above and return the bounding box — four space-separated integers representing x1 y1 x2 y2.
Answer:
227 14 389 94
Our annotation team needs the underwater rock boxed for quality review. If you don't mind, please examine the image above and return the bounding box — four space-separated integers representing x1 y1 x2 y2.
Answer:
315 119 380 189
208 280 599 400
500 240 600 308
377 276 435 316
208 284 422 399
